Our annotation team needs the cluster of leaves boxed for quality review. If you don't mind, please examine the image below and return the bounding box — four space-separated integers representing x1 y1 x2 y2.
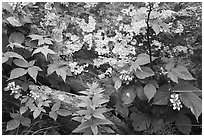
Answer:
72 82 114 135
2 2 202 135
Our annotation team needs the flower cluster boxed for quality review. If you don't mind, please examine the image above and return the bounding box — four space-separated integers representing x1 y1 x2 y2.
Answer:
119 70 134 84
77 16 96 33
69 62 88 75
4 81 22 99
29 90 40 100
170 93 183 111
98 67 113 79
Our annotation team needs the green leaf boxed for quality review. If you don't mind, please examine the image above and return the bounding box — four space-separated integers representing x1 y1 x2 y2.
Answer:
51 101 61 111
136 86 147 101
130 112 151 131
175 113 191 134
167 71 178 83
94 118 113 125
144 83 157 101
55 67 68 82
9 68 27 80
179 92 202 121
6 119 20 131
153 85 171 105
93 111 106 119
2 2 12 13
115 105 129 117
32 46 56 60
114 78 122 91
2 56 9 63
33 108 42 119
7 43 25 49
135 53 157 66
29 34 44 41
10 113 21 119
122 88 136 105
91 124 98 135
135 66 154 79
49 111 58 121
4 51 25 60
151 21 161 35
56 109 72 116
73 120 92 133
6 17 22 27
27 66 42 82
173 81 201 96
29 60 36 67
20 117 31 127
9 32 25 44
77 109 91 115
13 59 29 68
100 127 115 133
165 61 175 71
20 106 28 115
71 117 83 122
172 65 194 81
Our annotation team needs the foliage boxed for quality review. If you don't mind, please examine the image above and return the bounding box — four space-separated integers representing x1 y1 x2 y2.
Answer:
2 2 202 135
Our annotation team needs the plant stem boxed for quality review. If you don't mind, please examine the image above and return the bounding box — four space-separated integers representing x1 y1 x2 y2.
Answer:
146 3 153 69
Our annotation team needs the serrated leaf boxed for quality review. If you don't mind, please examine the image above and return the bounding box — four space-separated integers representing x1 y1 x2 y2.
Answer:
175 113 191 134
13 59 29 68
114 78 122 91
32 46 56 60
9 68 27 80
49 111 58 121
27 66 42 82
6 17 22 27
144 83 157 102
51 101 61 111
135 66 154 79
167 71 178 83
179 92 202 121
4 51 25 60
130 112 151 131
20 106 28 115
47 64 57 75
172 65 195 81
20 117 31 127
135 53 157 66
91 124 98 135
56 109 72 116
136 86 147 101
6 119 20 131
9 32 25 44
153 85 171 105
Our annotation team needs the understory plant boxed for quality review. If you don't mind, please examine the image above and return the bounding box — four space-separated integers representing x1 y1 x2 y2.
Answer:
2 2 202 135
